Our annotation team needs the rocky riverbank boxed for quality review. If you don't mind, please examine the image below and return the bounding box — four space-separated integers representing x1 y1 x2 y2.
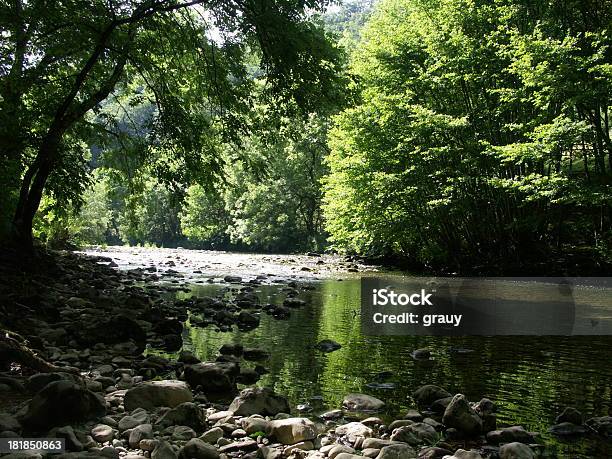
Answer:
0 249 610 459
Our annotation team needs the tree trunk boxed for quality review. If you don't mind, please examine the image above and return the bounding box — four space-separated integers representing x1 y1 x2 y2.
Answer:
11 136 61 250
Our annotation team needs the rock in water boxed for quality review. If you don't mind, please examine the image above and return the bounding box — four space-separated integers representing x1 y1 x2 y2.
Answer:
555 407 583 425
124 380 193 411
20 381 106 431
316 340 342 352
269 417 317 445
343 393 385 412
183 362 238 394
228 387 290 416
412 385 451 406
499 442 535 459
486 426 536 444
178 438 220 459
442 394 482 436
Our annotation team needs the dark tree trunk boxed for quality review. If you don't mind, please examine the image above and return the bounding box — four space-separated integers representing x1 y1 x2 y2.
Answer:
11 136 61 250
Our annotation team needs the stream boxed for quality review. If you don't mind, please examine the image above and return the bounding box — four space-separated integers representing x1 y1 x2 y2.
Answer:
83 246 612 458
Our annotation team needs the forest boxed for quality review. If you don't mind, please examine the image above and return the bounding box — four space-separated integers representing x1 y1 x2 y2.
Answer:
1 2 612 458
1 0 611 273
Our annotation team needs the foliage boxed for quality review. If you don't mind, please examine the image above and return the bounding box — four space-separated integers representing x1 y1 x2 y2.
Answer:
323 0 612 272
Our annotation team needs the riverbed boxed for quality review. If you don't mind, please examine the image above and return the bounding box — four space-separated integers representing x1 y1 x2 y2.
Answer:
84 246 612 458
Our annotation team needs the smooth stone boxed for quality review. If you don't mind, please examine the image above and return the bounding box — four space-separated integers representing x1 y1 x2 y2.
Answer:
200 426 225 443
178 438 220 459
91 424 114 442
342 394 385 412
123 380 193 411
128 424 153 448
269 417 317 445
413 386 451 406
499 442 535 459
376 443 417 459
229 387 290 416
152 440 178 459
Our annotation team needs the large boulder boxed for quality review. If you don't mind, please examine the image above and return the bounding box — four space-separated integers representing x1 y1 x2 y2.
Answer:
124 380 193 411
183 362 238 394
19 381 106 431
178 438 220 459
499 442 534 459
442 394 482 436
269 417 317 445
229 387 290 416
412 385 451 406
342 394 385 412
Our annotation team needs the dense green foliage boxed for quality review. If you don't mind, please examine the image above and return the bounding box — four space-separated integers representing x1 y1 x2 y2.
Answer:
323 0 612 272
0 0 343 247
2 0 611 270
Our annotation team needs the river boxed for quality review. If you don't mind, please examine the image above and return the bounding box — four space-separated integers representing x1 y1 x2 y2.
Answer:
83 246 612 458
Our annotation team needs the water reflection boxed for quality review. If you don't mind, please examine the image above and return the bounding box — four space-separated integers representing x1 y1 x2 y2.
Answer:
176 278 611 458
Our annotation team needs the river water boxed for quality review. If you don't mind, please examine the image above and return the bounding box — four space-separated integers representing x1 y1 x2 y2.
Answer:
85 247 612 458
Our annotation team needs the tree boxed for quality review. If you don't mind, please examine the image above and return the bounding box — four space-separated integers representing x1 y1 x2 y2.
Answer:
323 0 612 272
0 0 342 249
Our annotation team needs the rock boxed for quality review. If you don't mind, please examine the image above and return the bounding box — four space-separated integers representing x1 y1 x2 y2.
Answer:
129 424 153 448
219 344 243 356
183 362 238 394
200 426 224 443
376 443 417 459
499 442 534 459
320 409 344 420
99 446 120 458
335 422 373 443
473 398 495 416
123 380 193 411
404 410 423 422
410 349 430 360
242 416 272 435
91 424 114 443
229 387 290 416
178 350 201 364
19 381 106 431
218 439 258 453
342 394 385 412
316 340 342 352
390 423 437 446
362 438 395 449
335 454 366 459
430 397 453 414
283 441 314 455
548 422 587 436
243 348 270 361
0 413 21 432
445 449 483 459
442 394 482 435
140 439 159 451
26 372 73 393
486 426 536 444
53 425 83 452
555 407 582 425
363 449 381 458
224 275 242 283
156 402 205 430
118 409 149 431
585 416 612 437
178 438 220 459
329 445 357 458
412 386 451 406
172 425 197 441
269 417 317 445
417 446 453 458
152 441 178 459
